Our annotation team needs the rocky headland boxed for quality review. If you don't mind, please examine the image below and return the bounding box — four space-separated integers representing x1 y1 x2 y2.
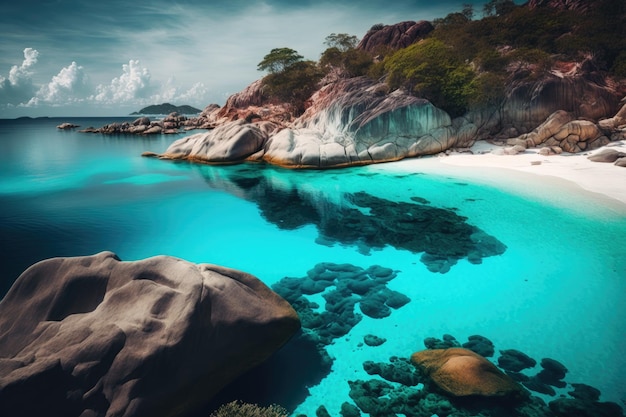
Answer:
0 252 300 417
149 65 625 168
146 9 625 169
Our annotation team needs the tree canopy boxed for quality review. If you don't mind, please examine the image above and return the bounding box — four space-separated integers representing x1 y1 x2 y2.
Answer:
324 33 359 52
257 48 304 73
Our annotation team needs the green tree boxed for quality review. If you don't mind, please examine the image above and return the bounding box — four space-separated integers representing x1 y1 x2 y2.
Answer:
320 33 372 78
384 38 477 117
263 60 324 115
257 48 304 73
320 47 372 77
324 33 359 52
483 0 516 17
461 3 475 20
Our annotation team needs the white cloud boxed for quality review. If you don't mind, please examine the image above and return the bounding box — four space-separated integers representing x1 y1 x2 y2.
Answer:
92 59 154 104
0 48 39 105
90 61 210 108
176 82 208 104
150 77 209 106
28 61 90 106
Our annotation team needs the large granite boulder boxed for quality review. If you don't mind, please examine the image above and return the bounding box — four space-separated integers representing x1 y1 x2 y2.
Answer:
501 74 619 135
163 119 279 163
506 110 610 152
262 77 460 168
411 348 525 399
0 252 300 417
156 77 464 168
357 21 434 54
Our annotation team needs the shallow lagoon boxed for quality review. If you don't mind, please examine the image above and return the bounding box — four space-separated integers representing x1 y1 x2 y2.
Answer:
0 117 624 415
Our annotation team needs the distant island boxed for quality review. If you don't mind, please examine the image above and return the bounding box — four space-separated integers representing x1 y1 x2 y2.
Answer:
130 103 201 115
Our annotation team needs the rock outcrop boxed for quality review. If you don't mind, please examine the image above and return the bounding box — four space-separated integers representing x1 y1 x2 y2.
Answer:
411 348 526 399
57 122 79 130
164 119 280 163
0 252 300 417
357 21 434 54
528 0 596 13
501 73 620 135
263 78 460 168
157 77 474 168
152 70 625 168
505 109 610 152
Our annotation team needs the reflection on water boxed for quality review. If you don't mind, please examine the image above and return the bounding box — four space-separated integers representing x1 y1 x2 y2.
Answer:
192 164 506 273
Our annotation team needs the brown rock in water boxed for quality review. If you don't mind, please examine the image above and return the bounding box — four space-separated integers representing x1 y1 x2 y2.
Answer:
0 252 300 417
411 348 525 398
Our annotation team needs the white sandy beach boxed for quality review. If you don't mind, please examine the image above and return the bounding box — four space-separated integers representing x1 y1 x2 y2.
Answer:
379 140 626 214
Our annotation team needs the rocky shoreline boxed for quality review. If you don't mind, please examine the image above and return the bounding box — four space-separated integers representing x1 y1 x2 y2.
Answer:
139 69 625 169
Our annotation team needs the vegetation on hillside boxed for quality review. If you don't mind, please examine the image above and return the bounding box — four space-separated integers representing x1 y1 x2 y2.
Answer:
256 0 625 117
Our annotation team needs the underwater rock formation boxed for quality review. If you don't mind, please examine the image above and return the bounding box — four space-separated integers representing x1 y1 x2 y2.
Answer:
363 334 387 347
205 262 409 414
272 263 407 345
193 165 507 273
0 252 299 417
341 334 625 417
411 348 526 398
498 349 538 372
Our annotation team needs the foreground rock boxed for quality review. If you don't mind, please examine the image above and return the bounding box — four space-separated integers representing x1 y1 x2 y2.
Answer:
411 348 526 399
0 252 300 417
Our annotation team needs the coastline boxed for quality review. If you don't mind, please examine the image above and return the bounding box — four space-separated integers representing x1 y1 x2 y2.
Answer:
376 141 626 216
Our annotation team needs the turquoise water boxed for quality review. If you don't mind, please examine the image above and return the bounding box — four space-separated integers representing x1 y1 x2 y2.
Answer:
1 117 625 415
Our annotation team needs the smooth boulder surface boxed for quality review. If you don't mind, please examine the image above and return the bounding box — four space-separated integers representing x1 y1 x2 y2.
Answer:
506 110 610 152
411 348 525 398
158 77 466 168
0 252 300 417
163 119 277 163
263 78 458 168
587 148 626 163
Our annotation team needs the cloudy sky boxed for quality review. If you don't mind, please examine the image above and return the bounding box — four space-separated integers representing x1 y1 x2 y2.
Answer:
1 0 516 118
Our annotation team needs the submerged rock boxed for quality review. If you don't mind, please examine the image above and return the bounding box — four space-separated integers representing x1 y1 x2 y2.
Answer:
0 252 300 417
498 349 538 372
411 348 526 399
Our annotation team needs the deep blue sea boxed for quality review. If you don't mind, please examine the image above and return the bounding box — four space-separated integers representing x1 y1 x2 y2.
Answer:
1 117 625 416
